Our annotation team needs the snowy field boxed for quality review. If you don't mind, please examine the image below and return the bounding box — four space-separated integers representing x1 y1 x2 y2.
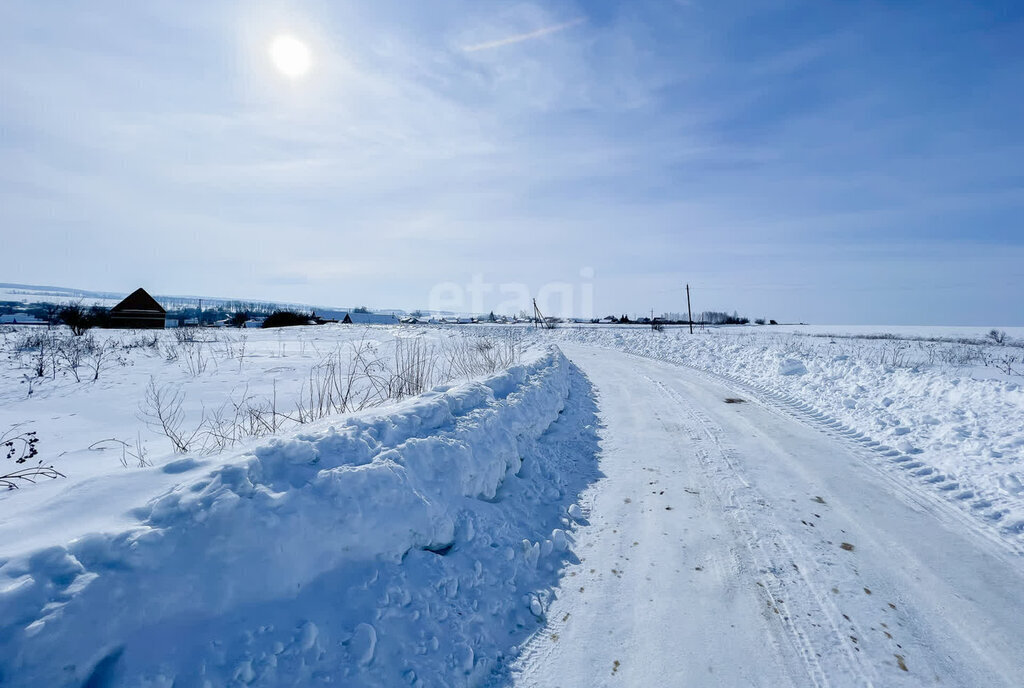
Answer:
735 323 1024 341
0 325 506 482
0 325 598 686
2 322 1023 686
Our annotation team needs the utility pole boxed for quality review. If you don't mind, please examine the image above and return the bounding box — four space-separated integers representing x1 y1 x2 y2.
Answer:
533 298 553 330
686 284 693 335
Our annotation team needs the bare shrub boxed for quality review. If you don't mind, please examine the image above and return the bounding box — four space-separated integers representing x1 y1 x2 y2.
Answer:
59 303 92 336
5 331 127 383
83 337 124 381
21 373 36 397
202 384 283 450
174 327 218 345
179 340 210 376
988 329 1008 345
201 389 251 452
132 332 527 458
879 341 911 368
444 330 523 379
123 332 160 351
11 329 49 350
161 340 180 362
89 435 150 468
997 353 1019 376
138 378 203 453
221 336 236 361
174 328 198 345
237 334 247 373
30 336 49 378
938 343 983 370
292 340 389 423
2 426 65 489
56 332 90 382
11 329 55 378
391 337 438 399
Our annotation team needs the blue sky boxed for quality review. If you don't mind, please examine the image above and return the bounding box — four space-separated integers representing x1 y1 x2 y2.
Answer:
1 0 1022 324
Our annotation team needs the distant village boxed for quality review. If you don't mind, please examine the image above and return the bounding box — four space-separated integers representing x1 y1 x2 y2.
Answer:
0 287 765 330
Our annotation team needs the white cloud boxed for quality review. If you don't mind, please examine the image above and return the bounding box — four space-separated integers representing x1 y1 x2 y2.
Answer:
461 18 586 52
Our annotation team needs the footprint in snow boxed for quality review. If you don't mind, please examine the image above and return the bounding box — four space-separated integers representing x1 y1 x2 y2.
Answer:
999 474 1024 496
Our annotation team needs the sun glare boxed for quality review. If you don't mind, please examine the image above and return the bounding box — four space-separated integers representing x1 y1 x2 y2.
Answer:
269 34 311 78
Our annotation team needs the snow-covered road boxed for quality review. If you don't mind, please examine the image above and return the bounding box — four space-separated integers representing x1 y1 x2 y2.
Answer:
512 345 1024 687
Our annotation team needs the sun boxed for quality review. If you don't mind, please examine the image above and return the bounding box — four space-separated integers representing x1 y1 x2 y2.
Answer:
269 35 312 78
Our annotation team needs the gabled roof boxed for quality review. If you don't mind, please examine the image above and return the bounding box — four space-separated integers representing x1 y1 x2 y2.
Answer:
0 314 45 324
111 288 166 314
345 312 399 325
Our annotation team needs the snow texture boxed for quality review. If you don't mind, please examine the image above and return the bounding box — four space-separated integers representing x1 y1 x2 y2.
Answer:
514 344 1024 688
0 346 600 687
543 326 1024 546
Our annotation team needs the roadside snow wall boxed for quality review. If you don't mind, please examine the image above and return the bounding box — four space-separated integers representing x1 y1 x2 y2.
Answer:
0 346 600 687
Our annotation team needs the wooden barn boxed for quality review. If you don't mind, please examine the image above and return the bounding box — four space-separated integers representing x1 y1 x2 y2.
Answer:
110 288 166 329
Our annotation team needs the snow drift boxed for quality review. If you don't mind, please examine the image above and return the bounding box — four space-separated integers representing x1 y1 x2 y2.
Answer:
0 346 601 687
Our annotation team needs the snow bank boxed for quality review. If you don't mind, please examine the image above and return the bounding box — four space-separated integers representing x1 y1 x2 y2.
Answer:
0 346 600 687
546 327 1024 544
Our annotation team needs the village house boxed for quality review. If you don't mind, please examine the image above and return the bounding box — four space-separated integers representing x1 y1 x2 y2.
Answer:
342 312 399 325
109 288 166 329
0 313 46 325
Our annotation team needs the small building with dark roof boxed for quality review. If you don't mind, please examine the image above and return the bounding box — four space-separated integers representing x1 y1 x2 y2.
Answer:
316 309 400 325
0 313 46 325
110 288 166 329
341 312 400 325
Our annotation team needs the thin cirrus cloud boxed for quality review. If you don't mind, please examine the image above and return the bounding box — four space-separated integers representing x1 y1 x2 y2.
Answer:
0 1 1022 325
462 17 586 52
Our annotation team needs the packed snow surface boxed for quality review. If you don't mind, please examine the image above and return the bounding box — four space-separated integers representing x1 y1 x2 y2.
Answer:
514 345 1024 687
541 325 1024 546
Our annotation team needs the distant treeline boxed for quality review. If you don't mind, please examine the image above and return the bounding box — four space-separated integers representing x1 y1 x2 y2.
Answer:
611 310 755 325
0 300 296 324
697 311 751 325
158 298 304 316
3 299 766 330
1 301 56 320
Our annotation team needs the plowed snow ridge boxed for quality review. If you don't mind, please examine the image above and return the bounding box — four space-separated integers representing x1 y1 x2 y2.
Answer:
0 347 601 687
